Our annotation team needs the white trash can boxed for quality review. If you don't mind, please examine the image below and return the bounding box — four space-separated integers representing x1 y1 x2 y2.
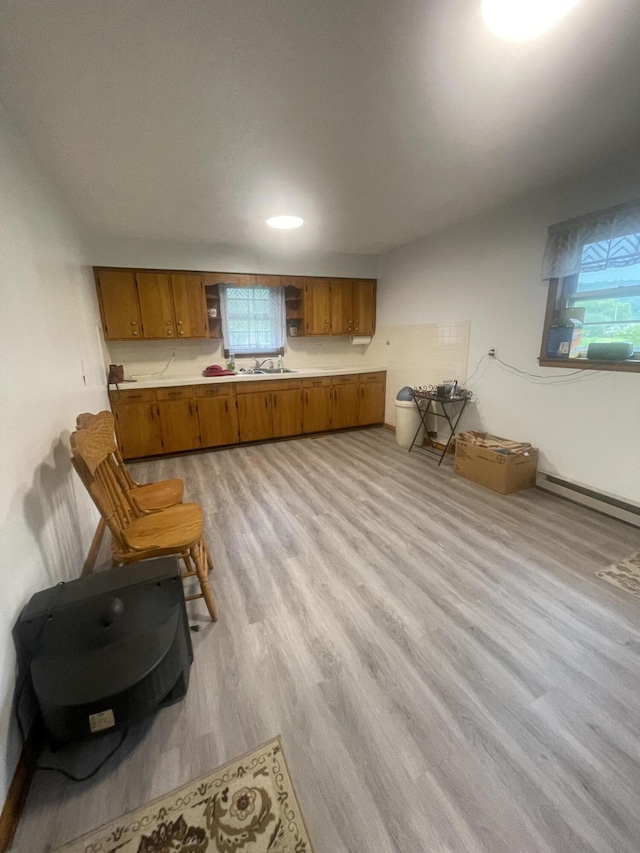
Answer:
395 392 424 448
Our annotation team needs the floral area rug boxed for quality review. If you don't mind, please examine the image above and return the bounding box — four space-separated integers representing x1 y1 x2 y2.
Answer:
596 552 640 599
56 737 314 853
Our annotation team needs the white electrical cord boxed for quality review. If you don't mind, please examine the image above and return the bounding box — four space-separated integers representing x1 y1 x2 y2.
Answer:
131 351 176 380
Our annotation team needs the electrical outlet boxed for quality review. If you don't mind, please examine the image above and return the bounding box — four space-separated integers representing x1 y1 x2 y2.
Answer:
488 348 496 358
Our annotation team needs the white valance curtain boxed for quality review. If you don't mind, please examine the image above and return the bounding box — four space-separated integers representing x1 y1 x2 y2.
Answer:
541 199 640 280
219 284 286 353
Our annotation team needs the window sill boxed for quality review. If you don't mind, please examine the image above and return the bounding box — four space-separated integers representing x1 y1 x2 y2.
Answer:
538 358 640 373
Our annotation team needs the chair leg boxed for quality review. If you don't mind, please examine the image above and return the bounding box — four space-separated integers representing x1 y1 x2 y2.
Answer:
192 541 217 622
205 543 214 573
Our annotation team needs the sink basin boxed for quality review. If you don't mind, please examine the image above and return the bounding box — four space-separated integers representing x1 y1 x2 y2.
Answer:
245 367 297 374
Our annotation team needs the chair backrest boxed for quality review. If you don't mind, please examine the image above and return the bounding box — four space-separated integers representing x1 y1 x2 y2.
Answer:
70 424 136 549
75 411 137 491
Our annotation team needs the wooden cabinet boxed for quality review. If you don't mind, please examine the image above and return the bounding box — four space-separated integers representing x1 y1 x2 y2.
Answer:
304 280 332 336
136 272 175 339
96 268 208 341
156 388 201 454
303 279 376 337
358 371 386 425
110 389 163 459
109 372 385 458
331 375 360 429
96 270 142 340
303 377 333 433
272 386 303 437
237 379 303 442
196 385 239 447
171 274 208 338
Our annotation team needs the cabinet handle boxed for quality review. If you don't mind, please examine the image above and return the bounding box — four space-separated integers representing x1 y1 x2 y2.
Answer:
178 320 183 325
131 320 138 325
179 330 185 336
188 402 193 416
167 329 173 335
224 400 228 413
132 331 139 336
166 320 171 325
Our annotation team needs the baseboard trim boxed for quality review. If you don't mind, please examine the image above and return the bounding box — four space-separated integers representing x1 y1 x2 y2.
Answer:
536 472 640 528
0 725 42 853
382 423 395 432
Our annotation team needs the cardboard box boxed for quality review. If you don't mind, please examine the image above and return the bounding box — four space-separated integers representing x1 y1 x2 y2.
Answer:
454 434 538 495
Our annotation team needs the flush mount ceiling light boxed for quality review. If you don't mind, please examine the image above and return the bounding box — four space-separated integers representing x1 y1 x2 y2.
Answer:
266 215 304 230
481 0 582 41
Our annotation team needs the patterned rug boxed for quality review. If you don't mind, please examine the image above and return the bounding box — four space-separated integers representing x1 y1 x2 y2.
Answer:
595 552 640 599
56 737 314 853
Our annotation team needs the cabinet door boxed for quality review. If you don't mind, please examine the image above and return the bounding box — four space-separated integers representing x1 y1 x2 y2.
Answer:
198 397 239 447
272 388 303 438
97 270 142 340
304 280 332 336
352 280 376 336
330 280 354 336
303 384 332 433
113 402 163 459
136 272 175 339
359 381 385 425
171 274 209 338
157 399 201 453
237 392 273 442
332 383 360 429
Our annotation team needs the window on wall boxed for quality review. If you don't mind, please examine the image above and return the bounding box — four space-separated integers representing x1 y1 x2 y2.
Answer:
540 201 640 372
219 285 286 356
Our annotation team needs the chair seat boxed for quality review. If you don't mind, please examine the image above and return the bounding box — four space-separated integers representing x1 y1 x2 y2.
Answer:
129 479 184 512
123 503 204 553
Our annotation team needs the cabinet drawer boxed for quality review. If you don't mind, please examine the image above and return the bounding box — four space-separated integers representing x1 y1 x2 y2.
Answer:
195 383 236 398
156 386 194 400
331 374 359 385
359 371 386 384
109 388 156 403
302 376 332 388
236 379 301 394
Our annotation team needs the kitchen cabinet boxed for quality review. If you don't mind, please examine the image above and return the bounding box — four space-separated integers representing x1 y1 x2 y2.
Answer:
156 387 201 454
237 379 303 442
96 270 142 340
171 274 209 338
331 375 360 429
110 389 163 459
303 377 333 433
303 279 376 337
196 385 239 447
136 272 175 339
304 280 332 336
358 371 386 425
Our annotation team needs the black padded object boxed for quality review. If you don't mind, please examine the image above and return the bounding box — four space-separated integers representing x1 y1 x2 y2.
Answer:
14 558 193 744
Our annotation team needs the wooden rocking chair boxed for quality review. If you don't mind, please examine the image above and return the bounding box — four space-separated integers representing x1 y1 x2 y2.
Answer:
70 423 217 622
76 411 184 513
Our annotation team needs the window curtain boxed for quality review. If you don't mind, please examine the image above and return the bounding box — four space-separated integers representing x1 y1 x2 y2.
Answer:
541 199 640 280
219 284 285 353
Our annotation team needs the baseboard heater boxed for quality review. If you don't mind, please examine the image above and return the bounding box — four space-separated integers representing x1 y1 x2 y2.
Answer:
536 472 640 529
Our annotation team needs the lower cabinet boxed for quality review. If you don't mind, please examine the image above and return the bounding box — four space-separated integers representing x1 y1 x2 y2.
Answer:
303 378 332 433
196 385 239 447
110 372 385 459
112 394 163 459
237 380 303 442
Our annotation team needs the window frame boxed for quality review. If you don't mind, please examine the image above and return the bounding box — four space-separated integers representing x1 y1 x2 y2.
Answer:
539 277 640 373
221 285 285 359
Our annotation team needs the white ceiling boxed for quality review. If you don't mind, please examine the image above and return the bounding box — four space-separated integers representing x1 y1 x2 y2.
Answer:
1 0 639 255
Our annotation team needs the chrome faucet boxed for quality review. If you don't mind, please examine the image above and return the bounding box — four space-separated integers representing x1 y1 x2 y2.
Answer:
252 357 274 370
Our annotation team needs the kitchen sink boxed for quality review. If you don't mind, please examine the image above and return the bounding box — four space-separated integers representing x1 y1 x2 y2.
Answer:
245 367 297 374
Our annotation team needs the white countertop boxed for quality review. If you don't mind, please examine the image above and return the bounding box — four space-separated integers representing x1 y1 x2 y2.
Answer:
114 365 387 390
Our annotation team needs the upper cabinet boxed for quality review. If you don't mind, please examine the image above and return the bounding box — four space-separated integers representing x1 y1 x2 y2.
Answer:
303 278 376 337
171 273 208 338
95 267 376 342
96 268 208 341
96 270 142 340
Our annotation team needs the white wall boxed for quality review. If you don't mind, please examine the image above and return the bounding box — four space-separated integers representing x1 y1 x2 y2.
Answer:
377 153 640 504
0 107 108 803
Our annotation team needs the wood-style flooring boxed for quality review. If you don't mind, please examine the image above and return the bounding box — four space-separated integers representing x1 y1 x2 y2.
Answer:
12 428 640 853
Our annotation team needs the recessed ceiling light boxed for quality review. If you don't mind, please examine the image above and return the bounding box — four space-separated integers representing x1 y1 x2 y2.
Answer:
266 215 304 230
481 0 581 42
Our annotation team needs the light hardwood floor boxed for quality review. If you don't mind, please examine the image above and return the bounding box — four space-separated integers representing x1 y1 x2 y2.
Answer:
12 428 640 852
